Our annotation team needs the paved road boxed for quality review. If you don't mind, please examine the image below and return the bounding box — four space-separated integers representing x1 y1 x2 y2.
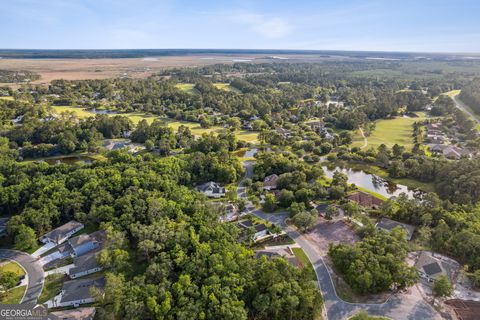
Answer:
0 249 45 304
239 161 441 320
452 94 480 126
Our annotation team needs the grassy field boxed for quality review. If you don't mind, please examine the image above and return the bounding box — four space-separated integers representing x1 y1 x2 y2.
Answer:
0 286 26 304
213 83 241 93
38 274 64 304
0 96 14 101
174 83 197 94
0 260 26 276
50 106 258 142
442 89 461 97
351 112 427 150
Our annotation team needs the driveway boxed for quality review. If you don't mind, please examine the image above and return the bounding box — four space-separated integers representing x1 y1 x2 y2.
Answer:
239 161 441 320
0 249 45 304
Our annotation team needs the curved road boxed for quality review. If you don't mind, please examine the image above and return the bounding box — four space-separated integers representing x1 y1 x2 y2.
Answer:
0 249 44 304
452 94 480 126
239 161 441 320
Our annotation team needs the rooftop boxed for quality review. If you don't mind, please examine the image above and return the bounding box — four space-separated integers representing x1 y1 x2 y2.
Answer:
42 221 84 243
60 276 105 303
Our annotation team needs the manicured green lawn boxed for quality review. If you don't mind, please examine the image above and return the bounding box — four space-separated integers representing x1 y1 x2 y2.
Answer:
0 260 26 276
351 113 427 150
0 286 26 304
38 274 64 304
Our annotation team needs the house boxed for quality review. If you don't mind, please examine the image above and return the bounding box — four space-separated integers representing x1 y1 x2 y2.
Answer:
196 182 226 198
0 217 9 236
306 120 324 133
40 221 84 245
70 251 103 279
347 191 384 209
375 217 416 241
222 203 239 222
57 276 105 307
263 174 279 190
48 307 96 320
68 230 106 258
313 203 329 216
255 247 300 267
237 220 269 241
415 252 457 283
275 127 291 139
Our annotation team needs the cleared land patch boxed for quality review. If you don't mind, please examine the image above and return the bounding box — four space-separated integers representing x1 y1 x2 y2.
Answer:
351 112 427 150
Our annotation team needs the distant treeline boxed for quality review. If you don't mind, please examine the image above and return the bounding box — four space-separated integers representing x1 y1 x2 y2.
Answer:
459 78 480 114
0 49 475 60
0 70 40 83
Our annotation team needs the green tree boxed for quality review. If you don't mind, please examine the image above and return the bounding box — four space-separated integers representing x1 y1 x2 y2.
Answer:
0 271 18 291
14 224 37 251
292 211 316 232
432 275 453 299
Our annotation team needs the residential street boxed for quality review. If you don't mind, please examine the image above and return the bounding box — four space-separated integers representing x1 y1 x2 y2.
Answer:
239 161 442 320
0 249 45 304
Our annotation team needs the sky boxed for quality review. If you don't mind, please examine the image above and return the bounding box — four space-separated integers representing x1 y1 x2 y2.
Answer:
2 0 480 53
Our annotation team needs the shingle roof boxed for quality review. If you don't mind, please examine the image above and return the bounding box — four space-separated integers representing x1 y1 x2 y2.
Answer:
60 276 105 303
70 251 101 276
42 221 83 243
376 217 415 240
423 262 442 276
49 307 96 320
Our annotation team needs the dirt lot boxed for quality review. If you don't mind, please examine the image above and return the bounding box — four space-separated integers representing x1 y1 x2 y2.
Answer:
305 217 360 253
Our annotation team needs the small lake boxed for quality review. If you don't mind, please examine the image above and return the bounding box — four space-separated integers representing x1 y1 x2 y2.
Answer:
89 108 118 115
44 156 94 165
321 165 417 199
236 148 258 158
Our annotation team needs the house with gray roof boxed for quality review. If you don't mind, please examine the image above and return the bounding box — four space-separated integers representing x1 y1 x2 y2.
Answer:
57 276 105 307
263 174 279 190
415 251 459 283
68 230 106 258
70 251 102 279
196 182 226 198
40 221 84 245
375 217 416 241
48 307 96 320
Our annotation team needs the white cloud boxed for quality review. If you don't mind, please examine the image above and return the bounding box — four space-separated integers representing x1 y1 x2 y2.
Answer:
234 13 291 39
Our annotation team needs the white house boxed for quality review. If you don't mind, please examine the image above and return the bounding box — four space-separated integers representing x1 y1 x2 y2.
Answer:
55 276 105 308
70 251 103 279
40 221 84 245
196 182 226 198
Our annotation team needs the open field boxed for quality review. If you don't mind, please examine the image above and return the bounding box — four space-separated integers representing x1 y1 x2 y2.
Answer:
442 89 461 97
213 83 241 93
0 54 325 86
175 83 198 94
50 105 258 142
0 96 14 101
0 260 26 276
0 286 26 304
351 113 427 150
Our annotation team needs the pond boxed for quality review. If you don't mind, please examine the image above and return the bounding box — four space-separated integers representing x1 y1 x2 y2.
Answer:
321 165 418 199
236 148 258 158
89 108 118 115
43 156 94 165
